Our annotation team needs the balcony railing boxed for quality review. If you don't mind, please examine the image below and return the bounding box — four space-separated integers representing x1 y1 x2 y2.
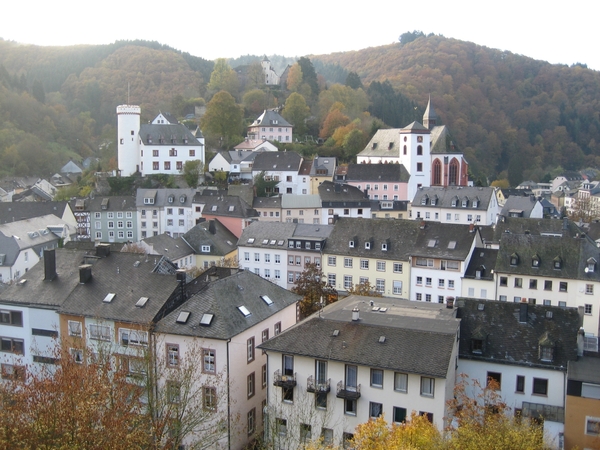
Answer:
273 369 297 388
336 380 361 399
306 375 331 393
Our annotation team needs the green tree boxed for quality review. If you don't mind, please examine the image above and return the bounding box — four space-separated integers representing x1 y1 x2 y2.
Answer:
282 92 310 137
245 61 265 91
182 159 204 188
200 91 244 149
343 128 366 159
292 263 337 319
297 57 319 98
242 89 268 116
345 71 363 89
207 58 240 98
253 171 278 197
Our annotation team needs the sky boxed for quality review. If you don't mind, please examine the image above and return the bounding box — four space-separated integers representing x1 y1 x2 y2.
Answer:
3 1 599 71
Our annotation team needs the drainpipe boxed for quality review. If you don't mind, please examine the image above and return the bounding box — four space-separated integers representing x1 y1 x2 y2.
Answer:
227 338 231 450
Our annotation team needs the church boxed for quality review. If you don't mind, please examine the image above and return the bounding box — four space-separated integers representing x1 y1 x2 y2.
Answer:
356 98 469 201
117 105 205 177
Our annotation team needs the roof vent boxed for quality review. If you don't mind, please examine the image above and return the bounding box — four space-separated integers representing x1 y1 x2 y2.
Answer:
352 307 360 321
379 336 386 343
332 329 339 337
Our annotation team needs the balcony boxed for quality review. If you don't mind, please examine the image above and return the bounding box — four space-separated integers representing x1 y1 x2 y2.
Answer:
273 370 297 388
306 375 331 393
336 380 361 399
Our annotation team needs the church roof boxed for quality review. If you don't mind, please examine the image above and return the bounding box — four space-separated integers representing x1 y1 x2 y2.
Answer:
430 125 462 154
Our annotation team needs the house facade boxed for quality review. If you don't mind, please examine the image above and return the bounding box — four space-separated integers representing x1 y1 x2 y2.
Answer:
136 188 197 239
88 196 138 243
247 110 293 143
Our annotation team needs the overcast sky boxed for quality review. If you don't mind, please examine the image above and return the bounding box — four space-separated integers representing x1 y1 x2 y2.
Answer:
3 1 599 71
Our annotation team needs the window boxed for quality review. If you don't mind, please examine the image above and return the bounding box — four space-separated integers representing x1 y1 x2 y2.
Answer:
275 254 281 264
274 270 281 279
416 276 423 285
544 280 552 290
300 423 312 442
0 337 24 355
416 162 423 172
262 364 267 388
371 368 383 388
164 161 171 170
247 337 255 362
448 280 455 289
559 282 568 292
244 252 250 262
416 293 422 301
71 348 84 364
247 372 255 398
328 256 336 266
89 324 111 341
377 261 386 271
370 402 383 418
68 320 82 337
203 386 216 410
516 375 525 393
344 258 353 268
277 418 287 437
328 273 336 286
426 277 432 287
167 381 181 404
254 253 260 262
446 213 452 221
586 417 600 436
344 275 353 290
487 372 502 389
248 408 256 436
425 294 432 302
514 278 522 288
202 348 216 373
393 280 402 295
421 377 434 397
586 284 594 295
585 304 593 315
533 378 548 395
1 363 25 381
119 329 148 346
394 372 408 392
360 259 369 270
345 399 357 415
274 322 281 335
393 262 403 273
167 344 179 367
393 406 407 423
0 310 22 326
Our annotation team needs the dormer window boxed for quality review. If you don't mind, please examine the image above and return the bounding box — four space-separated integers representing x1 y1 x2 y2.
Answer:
431 197 437 206
180 195 186 203
586 258 596 273
472 339 483 354
462 199 468 207
532 254 540 268
553 256 562 270
365 241 371 250
421 196 428 206
510 253 519 266
540 346 554 362
451 198 458 207
382 243 388 251
473 198 479 208
349 240 355 248
168 196 174 203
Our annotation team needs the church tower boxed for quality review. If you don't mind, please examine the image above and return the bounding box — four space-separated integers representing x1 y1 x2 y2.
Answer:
423 95 437 130
117 105 141 176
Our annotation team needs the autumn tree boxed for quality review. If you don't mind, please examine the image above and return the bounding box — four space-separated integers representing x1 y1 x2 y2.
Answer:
200 90 244 149
282 92 310 137
347 278 382 297
244 61 265 91
286 63 303 92
242 89 268 116
320 106 351 140
207 58 240 98
182 159 204 188
292 262 337 319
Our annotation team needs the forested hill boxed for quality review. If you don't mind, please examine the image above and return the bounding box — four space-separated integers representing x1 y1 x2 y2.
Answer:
312 35 600 183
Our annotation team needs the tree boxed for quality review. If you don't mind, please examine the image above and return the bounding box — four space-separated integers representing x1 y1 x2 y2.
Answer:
320 107 351 140
286 63 303 92
297 57 320 98
282 92 310 137
200 91 244 149
207 59 239 98
345 71 363 90
242 89 268 116
291 263 337 319
183 159 204 188
253 171 279 197
347 278 382 297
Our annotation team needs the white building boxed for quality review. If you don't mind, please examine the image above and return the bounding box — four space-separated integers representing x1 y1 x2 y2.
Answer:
136 188 197 239
259 296 460 449
117 106 205 177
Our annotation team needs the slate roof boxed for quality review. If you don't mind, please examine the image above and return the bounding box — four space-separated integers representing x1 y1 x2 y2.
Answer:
139 123 200 146
299 160 312 176
249 110 292 128
411 221 478 260
309 156 337 176
252 151 302 172
0 249 88 308
500 195 540 217
412 186 495 210
281 195 321 209
345 163 410 183
464 248 498 280
259 296 458 378
567 357 600 384
60 160 83 174
457 298 580 370
58 252 182 324
494 233 600 282
197 194 258 219
479 217 580 245
318 181 370 207
141 233 194 260
154 270 300 339
238 222 299 248
136 188 197 208
86 196 137 212
430 125 461 154
370 200 409 212
252 196 281 209
233 140 275 152
0 202 70 224
182 219 238 256
359 129 402 158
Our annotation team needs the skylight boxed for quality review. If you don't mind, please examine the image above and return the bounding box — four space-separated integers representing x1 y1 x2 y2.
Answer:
269 240 276 245
176 311 191 324
248 238 255 244
200 313 214 325
103 293 116 303
332 330 339 337
262 239 269 245
136 297 149 307
427 239 437 248
261 295 273 305
238 305 251 317
277 240 284 246
448 241 457 249
379 336 386 343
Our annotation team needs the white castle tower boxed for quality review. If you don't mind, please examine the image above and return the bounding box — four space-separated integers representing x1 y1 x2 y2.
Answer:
117 105 141 176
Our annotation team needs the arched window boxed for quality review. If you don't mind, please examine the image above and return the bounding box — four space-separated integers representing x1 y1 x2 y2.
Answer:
432 159 442 185
417 145 423 155
403 145 407 155
449 158 459 185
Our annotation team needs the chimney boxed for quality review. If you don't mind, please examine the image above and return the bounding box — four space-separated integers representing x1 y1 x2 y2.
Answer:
96 243 111 258
469 223 475 233
44 249 57 281
79 264 92 284
519 303 528 323
208 220 216 235
577 327 585 356
352 307 360 321
446 297 454 309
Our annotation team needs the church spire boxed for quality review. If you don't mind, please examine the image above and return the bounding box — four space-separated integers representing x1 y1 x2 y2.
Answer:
423 94 437 130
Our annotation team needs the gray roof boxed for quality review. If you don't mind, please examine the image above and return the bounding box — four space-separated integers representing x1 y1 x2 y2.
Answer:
196 194 258 219
60 160 83 174
567 357 600 384
252 151 302 172
86 196 137 212
430 125 461 154
410 221 478 260
136 188 197 208
293 224 334 239
249 110 292 128
182 219 238 256
412 186 495 210
252 196 281 209
369 200 409 212
154 270 300 339
479 217 580 245
238 222 299 248
139 123 200 146
358 129 402 158
141 233 194 260
0 202 71 224
345 163 410 183
318 181 370 206
464 248 498 281
58 252 182 324
0 249 88 308
281 195 321 209
259 296 458 378
494 233 600 282
500 195 540 218
457 298 579 371
308 156 337 176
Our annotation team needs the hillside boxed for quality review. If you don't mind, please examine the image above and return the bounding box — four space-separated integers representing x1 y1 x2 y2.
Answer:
312 35 600 183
